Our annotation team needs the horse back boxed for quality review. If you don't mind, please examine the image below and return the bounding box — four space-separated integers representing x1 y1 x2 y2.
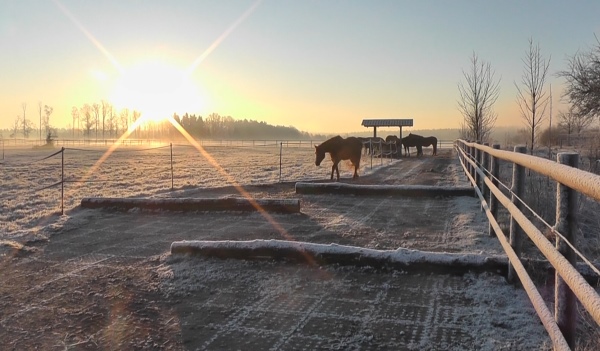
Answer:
332 137 362 162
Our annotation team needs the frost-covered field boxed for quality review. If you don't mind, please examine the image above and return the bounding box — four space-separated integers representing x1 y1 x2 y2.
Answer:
0 143 391 239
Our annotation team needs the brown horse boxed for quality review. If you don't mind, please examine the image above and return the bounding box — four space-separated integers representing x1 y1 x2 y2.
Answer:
421 136 438 156
315 136 363 180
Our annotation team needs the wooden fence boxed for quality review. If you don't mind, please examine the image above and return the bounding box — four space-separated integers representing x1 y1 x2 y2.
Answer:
456 139 600 350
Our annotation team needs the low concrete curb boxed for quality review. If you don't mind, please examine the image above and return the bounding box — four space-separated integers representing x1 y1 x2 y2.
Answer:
171 239 508 274
81 197 301 213
295 182 475 197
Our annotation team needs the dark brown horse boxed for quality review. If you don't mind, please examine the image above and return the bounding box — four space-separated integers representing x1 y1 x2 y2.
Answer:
421 136 438 156
401 133 437 156
315 136 363 180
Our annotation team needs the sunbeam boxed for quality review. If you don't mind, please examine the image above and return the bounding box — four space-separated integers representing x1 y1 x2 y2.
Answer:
53 0 318 266
186 0 263 76
52 0 124 74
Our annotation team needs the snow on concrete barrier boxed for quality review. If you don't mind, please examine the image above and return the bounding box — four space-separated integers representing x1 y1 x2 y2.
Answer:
295 182 475 197
81 197 301 213
170 239 507 273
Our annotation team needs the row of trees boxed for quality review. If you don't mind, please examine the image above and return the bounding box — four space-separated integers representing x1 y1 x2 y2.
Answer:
458 36 600 154
173 112 316 140
69 101 142 140
9 102 54 142
5 98 319 142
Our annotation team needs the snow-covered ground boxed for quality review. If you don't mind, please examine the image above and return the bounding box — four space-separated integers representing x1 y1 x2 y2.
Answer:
0 143 393 240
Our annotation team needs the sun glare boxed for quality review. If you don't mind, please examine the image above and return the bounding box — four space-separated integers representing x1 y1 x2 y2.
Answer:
110 59 205 123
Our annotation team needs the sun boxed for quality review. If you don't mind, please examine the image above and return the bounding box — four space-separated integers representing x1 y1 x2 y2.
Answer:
110 59 205 123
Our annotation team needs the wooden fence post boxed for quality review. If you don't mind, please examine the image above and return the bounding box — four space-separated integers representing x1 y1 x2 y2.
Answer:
482 142 490 203
508 145 527 283
475 141 482 192
554 152 579 348
489 144 500 237
468 141 474 180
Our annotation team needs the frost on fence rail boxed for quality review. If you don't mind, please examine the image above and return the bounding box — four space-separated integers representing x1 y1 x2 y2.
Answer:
464 144 600 278
457 143 600 332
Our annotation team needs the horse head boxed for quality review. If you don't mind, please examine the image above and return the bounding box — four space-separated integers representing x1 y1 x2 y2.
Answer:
315 145 326 166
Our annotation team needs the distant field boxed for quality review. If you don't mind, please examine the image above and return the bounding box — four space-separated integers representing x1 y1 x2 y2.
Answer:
0 142 396 239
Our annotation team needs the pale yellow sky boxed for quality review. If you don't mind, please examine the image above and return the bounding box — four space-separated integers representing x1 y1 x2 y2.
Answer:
0 1 592 135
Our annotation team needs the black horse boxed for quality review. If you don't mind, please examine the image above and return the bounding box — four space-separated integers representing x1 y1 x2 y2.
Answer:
401 133 438 156
401 134 424 157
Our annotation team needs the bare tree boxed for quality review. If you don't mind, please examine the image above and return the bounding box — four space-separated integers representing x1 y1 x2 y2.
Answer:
120 108 129 134
107 105 116 137
92 103 100 140
11 116 21 141
558 109 577 140
558 36 600 120
558 107 594 144
131 110 141 138
21 102 32 139
101 100 111 139
38 101 43 142
71 106 79 139
515 38 551 154
457 52 501 142
43 105 53 137
81 104 93 138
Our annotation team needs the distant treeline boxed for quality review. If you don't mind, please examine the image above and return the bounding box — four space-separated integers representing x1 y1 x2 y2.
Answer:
0 112 330 141
172 113 328 140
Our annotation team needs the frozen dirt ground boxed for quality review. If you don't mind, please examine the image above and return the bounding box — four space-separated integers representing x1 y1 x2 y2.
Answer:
0 149 556 350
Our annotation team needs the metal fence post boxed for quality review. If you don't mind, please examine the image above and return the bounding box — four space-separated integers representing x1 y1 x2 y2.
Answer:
507 145 527 283
170 143 174 190
489 144 500 237
380 140 383 166
61 147 65 215
370 140 373 169
554 152 579 348
279 142 283 183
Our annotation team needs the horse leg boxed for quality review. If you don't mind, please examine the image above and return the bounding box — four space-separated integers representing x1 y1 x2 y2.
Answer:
352 158 360 179
433 145 437 156
331 160 341 181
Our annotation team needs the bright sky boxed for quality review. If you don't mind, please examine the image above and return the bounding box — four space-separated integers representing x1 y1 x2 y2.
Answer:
1 0 599 134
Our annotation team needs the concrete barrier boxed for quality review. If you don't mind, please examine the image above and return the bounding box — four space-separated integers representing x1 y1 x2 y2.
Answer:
295 182 474 197
81 197 301 213
171 239 507 274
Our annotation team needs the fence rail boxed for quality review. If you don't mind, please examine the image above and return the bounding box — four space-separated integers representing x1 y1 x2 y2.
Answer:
0 137 456 148
456 139 600 350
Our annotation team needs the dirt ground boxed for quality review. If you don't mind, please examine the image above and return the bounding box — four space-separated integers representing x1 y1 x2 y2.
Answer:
1 149 553 350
